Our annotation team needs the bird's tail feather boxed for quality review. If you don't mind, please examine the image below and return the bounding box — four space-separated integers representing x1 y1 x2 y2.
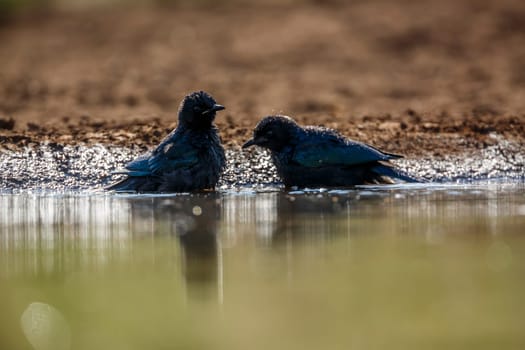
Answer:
371 164 421 183
106 176 154 192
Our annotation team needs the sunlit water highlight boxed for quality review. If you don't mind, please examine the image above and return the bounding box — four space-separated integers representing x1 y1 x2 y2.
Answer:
1 184 525 349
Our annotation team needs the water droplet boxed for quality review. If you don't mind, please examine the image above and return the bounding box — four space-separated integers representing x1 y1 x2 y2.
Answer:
192 206 202 216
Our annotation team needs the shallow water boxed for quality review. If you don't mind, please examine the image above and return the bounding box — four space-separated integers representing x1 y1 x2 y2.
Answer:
1 184 525 349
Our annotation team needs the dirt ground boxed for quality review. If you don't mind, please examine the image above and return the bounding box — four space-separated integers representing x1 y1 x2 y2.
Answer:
1 0 525 158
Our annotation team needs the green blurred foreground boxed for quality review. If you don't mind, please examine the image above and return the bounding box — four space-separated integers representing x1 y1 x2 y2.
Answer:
0 185 524 349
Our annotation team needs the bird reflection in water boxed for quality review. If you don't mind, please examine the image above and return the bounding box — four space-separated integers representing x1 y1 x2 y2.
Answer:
269 193 353 244
128 194 222 302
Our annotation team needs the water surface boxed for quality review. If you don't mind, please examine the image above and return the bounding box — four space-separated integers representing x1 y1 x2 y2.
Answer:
1 184 525 349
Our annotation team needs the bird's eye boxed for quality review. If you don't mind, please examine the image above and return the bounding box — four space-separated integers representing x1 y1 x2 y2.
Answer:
266 130 274 136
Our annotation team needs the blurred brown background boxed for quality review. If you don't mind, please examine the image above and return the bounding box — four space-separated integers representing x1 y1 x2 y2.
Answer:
1 0 524 153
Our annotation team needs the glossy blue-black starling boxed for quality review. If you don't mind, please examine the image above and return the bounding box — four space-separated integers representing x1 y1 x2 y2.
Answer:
108 91 226 192
242 115 418 187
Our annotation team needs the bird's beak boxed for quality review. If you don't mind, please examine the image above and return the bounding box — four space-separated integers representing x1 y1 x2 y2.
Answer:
203 104 225 115
242 138 256 149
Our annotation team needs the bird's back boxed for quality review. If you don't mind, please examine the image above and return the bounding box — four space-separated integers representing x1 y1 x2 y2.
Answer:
272 125 413 187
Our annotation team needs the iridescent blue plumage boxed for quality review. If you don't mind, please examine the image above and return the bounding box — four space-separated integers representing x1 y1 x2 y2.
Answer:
243 115 418 187
107 91 226 192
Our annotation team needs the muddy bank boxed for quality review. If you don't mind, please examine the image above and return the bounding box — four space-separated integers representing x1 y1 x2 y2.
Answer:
0 0 524 190
1 111 525 157
1 1 525 145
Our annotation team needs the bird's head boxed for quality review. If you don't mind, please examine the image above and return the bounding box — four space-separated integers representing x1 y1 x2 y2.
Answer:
178 91 225 129
242 115 299 152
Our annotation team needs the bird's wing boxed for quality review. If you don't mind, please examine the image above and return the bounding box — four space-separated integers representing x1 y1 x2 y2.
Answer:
114 131 199 177
292 138 401 168
147 133 199 174
111 153 153 176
